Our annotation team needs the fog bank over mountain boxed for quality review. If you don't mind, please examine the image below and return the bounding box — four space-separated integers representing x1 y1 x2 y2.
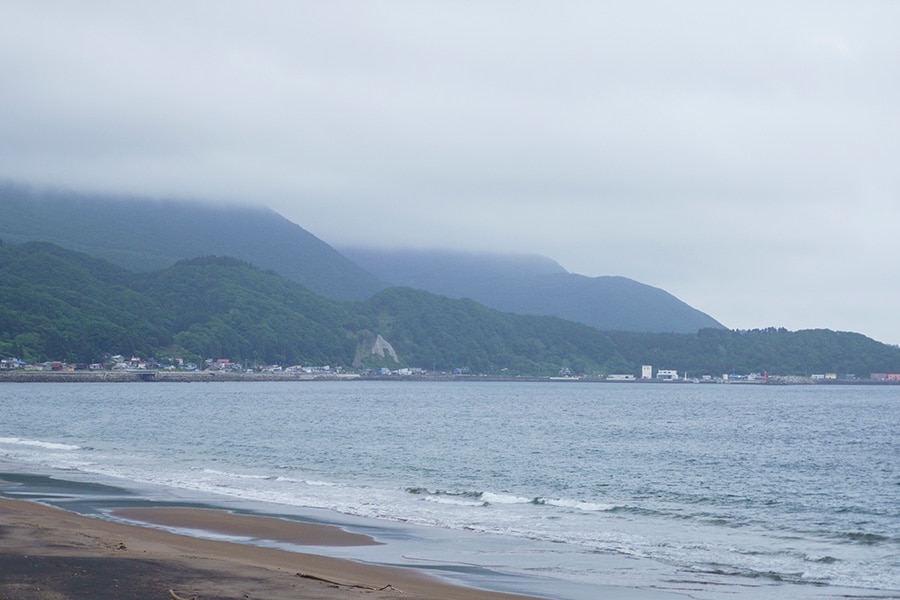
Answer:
0 183 384 301
3 3 898 342
340 247 724 334
1 183 721 334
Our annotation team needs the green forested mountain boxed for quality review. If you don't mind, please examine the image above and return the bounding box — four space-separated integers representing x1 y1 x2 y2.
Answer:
0 241 172 361
0 242 362 366
605 328 900 377
134 256 359 367
357 287 626 374
1 241 898 376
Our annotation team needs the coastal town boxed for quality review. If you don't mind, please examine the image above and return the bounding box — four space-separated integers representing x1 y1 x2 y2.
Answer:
2 354 898 384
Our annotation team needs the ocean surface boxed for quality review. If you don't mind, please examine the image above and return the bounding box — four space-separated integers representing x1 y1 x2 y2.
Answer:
1 381 898 599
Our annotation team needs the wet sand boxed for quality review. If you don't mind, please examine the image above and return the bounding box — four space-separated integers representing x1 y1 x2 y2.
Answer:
0 498 541 600
111 507 384 547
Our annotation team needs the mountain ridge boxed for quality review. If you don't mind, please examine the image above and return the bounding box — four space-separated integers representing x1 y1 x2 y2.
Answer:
2 240 898 377
1 182 723 334
339 247 724 334
0 182 385 301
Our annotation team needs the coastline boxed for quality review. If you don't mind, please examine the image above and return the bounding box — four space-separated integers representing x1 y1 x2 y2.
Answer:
0 497 542 600
1 370 895 384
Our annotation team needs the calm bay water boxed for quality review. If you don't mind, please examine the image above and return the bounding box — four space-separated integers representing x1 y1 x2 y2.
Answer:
1 381 898 599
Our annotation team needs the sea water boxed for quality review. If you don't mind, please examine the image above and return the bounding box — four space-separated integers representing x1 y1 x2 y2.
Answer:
1 381 897 599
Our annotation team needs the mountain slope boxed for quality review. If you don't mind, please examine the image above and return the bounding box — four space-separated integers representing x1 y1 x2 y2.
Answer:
0 241 624 373
1 241 898 376
0 242 362 365
605 328 900 377
0 183 385 301
3 182 722 334
357 286 625 374
340 248 724 334
135 256 359 366
0 241 172 361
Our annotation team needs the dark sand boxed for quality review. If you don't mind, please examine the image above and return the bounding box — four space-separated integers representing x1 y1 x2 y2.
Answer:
0 498 541 600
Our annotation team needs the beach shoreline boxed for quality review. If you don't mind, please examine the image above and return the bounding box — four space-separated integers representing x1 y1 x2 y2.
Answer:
0 497 543 600
4 383 897 599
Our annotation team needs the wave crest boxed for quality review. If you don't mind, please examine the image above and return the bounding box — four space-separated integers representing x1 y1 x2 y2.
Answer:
0 437 80 451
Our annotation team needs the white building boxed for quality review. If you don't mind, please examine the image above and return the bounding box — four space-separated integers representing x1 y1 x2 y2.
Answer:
641 365 653 379
656 369 679 381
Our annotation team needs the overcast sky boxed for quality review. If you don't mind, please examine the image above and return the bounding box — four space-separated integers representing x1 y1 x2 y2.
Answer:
2 1 898 344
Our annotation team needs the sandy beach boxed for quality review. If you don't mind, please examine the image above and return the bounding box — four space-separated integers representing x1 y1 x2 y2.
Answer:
0 498 540 600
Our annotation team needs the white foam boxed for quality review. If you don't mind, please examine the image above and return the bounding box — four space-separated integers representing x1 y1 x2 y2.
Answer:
420 494 485 507
480 492 534 505
0 437 80 451
543 498 618 512
199 468 273 480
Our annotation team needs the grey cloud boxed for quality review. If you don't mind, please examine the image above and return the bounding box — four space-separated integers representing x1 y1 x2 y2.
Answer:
1 1 899 343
